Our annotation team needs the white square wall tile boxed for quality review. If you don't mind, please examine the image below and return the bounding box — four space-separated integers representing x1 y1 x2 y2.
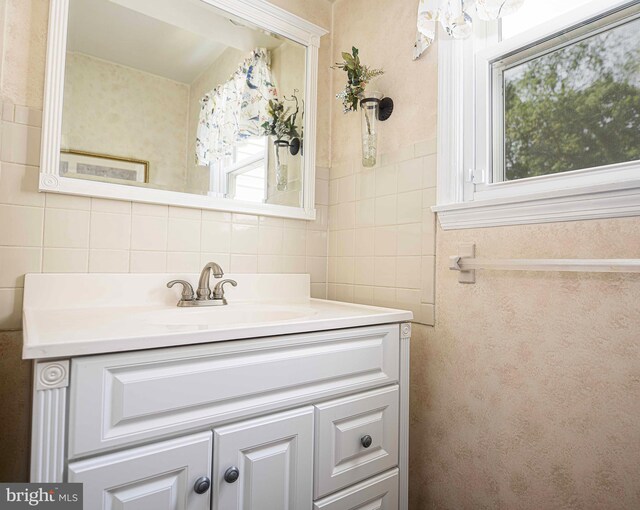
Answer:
315 178 329 206
14 105 42 127
423 154 437 189
131 215 168 251
0 288 23 330
336 202 356 229
169 206 201 220
0 247 41 287
356 170 375 200
397 158 423 193
132 202 168 217
374 196 397 226
91 198 131 214
373 286 396 308
354 257 374 286
355 199 375 227
283 228 306 256
90 212 131 250
199 253 230 270
374 226 397 257
337 229 355 257
396 191 422 224
310 283 327 299
306 256 327 283
335 284 354 303
0 163 44 207
374 257 396 287
338 175 356 203
282 256 306 274
421 255 436 304
353 285 374 306
306 230 327 257
167 218 201 252
354 228 374 257
258 255 284 273
335 257 355 284
396 256 421 289
231 224 258 254
45 193 91 210
43 248 89 272
89 250 129 273
375 165 397 197
0 204 44 247
201 221 231 253
130 251 166 273
1 122 41 166
229 254 258 273
257 226 283 255
44 208 90 248
166 252 200 272
397 223 422 256
202 209 232 222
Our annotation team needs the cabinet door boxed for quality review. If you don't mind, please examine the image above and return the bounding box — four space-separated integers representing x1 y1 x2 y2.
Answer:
68 432 212 510
213 407 314 510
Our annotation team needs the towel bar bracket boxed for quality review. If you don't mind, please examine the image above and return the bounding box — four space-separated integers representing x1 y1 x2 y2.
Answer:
450 243 476 283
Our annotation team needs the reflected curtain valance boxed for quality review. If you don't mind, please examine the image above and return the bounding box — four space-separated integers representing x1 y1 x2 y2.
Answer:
196 48 278 165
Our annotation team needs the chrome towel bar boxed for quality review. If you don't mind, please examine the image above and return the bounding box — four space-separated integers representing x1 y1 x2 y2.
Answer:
450 243 640 283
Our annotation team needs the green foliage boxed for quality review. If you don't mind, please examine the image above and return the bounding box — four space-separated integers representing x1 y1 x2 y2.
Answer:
504 26 640 181
332 46 384 113
261 92 300 141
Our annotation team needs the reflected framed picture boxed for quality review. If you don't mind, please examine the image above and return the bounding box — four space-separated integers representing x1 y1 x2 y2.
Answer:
59 149 149 185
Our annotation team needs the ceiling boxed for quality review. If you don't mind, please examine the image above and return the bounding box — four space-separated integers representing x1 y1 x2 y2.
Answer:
67 0 284 84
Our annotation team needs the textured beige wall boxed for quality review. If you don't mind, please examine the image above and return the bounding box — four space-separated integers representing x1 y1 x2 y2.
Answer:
62 52 190 191
410 220 640 509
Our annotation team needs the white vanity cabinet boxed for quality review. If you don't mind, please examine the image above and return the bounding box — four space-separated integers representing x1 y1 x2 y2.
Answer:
30 322 411 510
24 274 411 510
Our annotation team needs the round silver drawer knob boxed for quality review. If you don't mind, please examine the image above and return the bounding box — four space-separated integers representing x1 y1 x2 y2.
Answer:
361 435 373 448
194 476 211 494
224 466 240 484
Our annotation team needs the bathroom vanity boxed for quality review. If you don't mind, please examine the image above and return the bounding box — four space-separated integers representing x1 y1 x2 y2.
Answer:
23 273 412 510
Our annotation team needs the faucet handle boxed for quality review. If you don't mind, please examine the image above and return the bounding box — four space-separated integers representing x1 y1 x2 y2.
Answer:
167 280 195 302
212 279 237 301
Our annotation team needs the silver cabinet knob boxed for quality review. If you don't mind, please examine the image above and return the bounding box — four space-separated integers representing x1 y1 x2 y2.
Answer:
194 476 211 494
361 435 373 448
224 466 240 484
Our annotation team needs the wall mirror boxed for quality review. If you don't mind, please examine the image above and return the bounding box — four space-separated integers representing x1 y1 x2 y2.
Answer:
40 0 326 219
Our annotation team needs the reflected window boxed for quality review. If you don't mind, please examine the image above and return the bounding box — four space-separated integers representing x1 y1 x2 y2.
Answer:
209 137 267 202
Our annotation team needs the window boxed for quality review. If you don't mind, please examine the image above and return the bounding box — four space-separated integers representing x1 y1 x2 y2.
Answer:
496 13 640 183
209 137 268 203
434 0 640 229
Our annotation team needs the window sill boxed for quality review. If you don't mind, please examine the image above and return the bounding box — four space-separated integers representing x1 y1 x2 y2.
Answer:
432 180 640 230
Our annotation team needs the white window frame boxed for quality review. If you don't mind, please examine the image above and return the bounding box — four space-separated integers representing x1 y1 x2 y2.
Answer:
208 137 269 201
433 0 640 229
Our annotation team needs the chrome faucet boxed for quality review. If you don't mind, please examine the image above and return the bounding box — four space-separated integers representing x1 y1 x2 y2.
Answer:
167 262 237 307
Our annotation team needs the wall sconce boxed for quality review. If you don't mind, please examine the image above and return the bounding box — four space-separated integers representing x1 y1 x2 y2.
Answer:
360 95 394 167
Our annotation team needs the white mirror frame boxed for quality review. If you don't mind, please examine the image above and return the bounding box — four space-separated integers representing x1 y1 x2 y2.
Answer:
39 0 327 220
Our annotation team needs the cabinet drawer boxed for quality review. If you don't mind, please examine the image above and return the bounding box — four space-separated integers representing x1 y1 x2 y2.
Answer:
68 431 212 510
313 469 399 510
314 386 399 499
69 324 399 457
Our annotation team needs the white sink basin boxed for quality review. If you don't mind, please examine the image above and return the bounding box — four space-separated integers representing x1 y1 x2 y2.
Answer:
145 304 317 327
